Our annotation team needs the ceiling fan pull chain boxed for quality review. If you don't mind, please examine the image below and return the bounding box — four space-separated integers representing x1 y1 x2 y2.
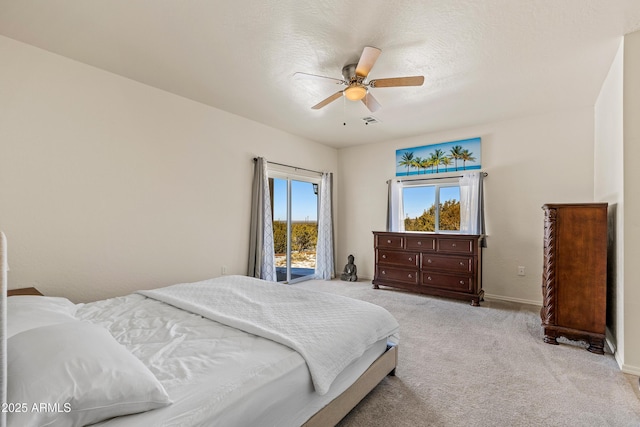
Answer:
343 93 347 126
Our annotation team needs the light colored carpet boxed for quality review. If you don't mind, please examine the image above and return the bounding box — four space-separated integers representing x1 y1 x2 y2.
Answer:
297 279 640 427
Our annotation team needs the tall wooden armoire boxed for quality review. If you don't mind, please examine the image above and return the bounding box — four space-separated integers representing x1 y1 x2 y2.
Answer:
540 203 608 354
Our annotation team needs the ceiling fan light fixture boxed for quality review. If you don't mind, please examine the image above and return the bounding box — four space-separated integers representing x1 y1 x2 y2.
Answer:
302 46 424 111
344 85 367 101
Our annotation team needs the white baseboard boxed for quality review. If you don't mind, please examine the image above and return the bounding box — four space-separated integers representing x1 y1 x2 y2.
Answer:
483 293 542 307
606 327 617 355
605 328 640 376
620 363 640 377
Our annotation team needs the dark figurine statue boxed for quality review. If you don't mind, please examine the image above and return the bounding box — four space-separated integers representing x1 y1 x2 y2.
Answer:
340 254 358 282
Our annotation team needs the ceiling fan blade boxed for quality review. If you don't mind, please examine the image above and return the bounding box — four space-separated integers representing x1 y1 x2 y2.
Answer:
294 72 346 85
362 92 381 113
355 46 382 77
311 91 344 109
369 76 425 88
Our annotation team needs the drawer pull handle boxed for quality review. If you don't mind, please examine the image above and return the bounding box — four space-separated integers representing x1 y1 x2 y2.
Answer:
427 276 432 281
387 239 392 244
452 243 457 247
408 274 413 279
459 280 465 284
382 270 386 275
427 259 432 263
382 254 387 259
408 257 413 261
417 241 422 246
459 262 465 266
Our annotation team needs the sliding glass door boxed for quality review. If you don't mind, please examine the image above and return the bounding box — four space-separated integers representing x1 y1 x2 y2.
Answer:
271 175 319 282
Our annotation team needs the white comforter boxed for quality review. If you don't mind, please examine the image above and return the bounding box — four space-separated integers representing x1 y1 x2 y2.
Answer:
139 275 399 395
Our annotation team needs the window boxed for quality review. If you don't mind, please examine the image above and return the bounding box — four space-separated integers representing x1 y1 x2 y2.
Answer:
269 170 320 283
402 181 461 232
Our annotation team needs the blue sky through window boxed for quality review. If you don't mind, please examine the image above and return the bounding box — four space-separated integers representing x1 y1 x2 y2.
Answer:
441 186 460 205
273 179 318 222
403 186 435 218
403 185 460 219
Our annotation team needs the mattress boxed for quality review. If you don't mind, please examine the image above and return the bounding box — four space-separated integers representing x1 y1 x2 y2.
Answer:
75 293 388 426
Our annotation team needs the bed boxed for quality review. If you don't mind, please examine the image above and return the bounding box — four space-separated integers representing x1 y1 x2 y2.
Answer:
0 232 399 427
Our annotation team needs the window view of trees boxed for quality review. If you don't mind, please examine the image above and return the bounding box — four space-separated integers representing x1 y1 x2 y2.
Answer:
404 200 460 231
273 221 318 254
270 177 318 281
273 221 318 278
403 184 461 232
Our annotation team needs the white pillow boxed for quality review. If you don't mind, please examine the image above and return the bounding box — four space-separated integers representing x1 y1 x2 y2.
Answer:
6 296 77 338
7 321 172 427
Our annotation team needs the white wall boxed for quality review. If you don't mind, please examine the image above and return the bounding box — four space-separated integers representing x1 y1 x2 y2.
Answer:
0 36 338 302
338 108 595 304
594 39 624 364
1 28 636 375
622 30 640 375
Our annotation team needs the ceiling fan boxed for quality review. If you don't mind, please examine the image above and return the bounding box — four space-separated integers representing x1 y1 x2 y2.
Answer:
294 46 424 113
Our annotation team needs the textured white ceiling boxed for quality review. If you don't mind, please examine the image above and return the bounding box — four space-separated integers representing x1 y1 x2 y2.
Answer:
1 0 640 148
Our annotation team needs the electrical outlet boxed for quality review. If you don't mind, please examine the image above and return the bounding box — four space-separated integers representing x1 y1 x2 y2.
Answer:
517 266 525 276
221 265 228 275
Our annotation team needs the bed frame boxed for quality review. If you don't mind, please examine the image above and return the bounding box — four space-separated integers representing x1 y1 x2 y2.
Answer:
304 343 397 426
0 231 396 426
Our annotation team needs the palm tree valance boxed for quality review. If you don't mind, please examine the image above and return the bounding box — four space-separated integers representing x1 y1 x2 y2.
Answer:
395 137 481 177
400 146 478 175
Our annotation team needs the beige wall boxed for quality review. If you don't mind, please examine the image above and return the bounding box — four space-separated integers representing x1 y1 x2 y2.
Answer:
0 36 338 302
338 109 596 305
594 40 625 366
623 30 640 375
2 30 638 375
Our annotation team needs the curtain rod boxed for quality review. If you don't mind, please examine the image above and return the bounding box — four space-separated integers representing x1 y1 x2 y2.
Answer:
387 172 488 184
252 157 323 175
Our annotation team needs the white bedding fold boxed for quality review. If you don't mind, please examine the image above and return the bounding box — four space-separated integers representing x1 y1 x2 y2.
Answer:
138 275 399 395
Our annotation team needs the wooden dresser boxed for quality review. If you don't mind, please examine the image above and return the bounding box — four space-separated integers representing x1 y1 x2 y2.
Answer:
540 203 607 354
372 231 483 306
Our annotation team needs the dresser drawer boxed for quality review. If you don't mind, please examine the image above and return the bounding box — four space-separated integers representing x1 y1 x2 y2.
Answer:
436 238 475 254
376 234 405 249
373 231 483 306
422 254 473 273
377 250 419 267
406 235 436 251
421 272 473 292
377 266 419 285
